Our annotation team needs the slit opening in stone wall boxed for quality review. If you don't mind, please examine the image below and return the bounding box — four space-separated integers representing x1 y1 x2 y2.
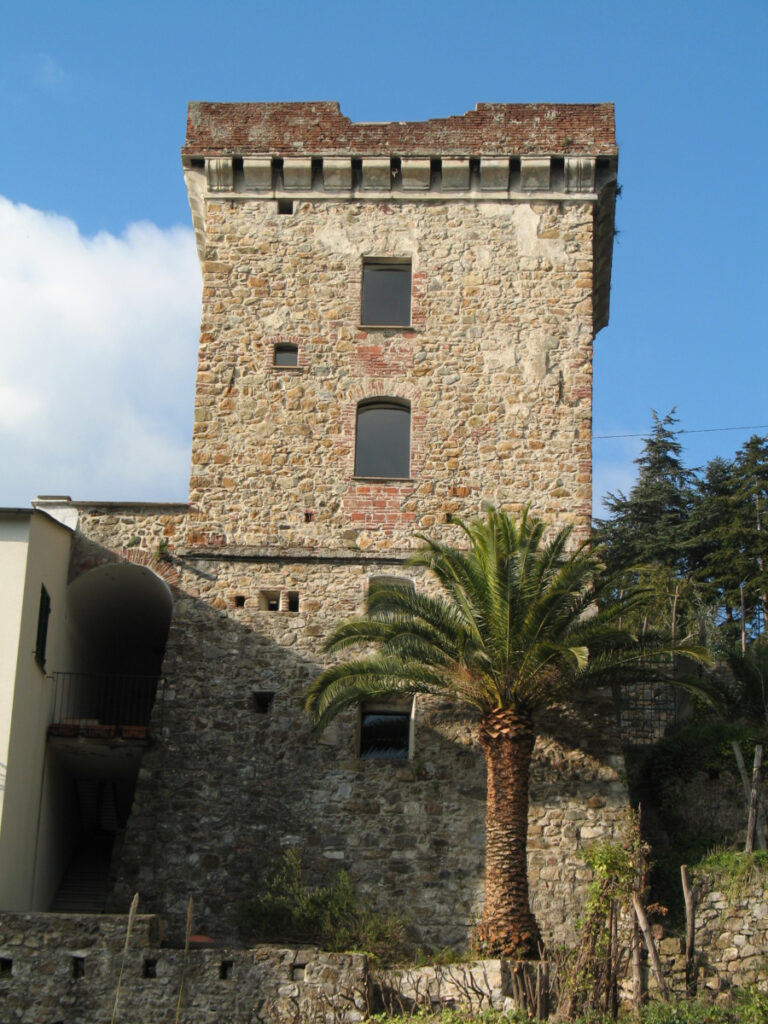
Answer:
232 156 244 191
274 343 298 366
252 691 275 714
469 157 481 189
351 157 362 189
143 958 157 979
277 199 294 215
0 957 12 975
258 590 281 612
71 956 85 979
304 510 314 523
287 591 300 613
234 595 246 608
550 156 565 191
220 960 234 980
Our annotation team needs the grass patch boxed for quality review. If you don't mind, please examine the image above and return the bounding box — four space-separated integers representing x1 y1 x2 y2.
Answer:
694 848 768 904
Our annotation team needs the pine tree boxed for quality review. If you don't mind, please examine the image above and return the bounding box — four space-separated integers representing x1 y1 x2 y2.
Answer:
594 410 696 576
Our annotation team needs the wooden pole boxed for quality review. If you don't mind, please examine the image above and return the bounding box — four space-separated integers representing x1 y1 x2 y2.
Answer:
741 583 747 653
732 741 766 850
746 745 763 854
681 865 696 997
632 894 668 1000
631 919 644 1011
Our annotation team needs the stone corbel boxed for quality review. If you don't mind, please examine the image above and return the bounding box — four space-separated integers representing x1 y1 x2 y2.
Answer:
441 159 470 191
323 158 352 190
565 157 596 193
480 158 510 191
243 158 272 191
282 158 313 190
400 159 431 190
521 157 551 191
361 158 391 190
206 158 233 192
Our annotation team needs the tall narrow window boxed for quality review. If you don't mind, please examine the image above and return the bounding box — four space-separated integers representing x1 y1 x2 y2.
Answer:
361 260 411 327
35 585 51 669
354 400 410 479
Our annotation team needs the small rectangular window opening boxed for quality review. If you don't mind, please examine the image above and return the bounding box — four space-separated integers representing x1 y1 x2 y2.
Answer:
253 691 275 714
361 259 412 327
360 707 412 760
277 199 294 215
142 958 157 979
234 595 246 608
71 956 85 979
304 510 314 523
287 591 300 613
0 957 12 976
274 343 298 367
220 960 234 980
258 590 281 612
368 576 414 599
35 585 51 668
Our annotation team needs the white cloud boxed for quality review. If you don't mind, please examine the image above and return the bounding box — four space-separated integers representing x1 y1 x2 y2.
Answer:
0 197 201 506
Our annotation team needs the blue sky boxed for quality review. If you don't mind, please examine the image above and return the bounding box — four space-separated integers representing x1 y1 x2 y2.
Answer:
1 0 766 511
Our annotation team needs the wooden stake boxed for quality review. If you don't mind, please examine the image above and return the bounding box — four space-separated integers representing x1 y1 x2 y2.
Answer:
732 741 766 850
746 745 763 854
632 894 668 1000
681 865 696 997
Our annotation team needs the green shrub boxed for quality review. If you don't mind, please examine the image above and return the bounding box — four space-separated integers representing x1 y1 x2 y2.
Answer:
238 848 410 962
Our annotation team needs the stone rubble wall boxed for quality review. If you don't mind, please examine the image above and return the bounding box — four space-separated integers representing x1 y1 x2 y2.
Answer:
188 196 596 552
88 540 630 950
0 913 369 1024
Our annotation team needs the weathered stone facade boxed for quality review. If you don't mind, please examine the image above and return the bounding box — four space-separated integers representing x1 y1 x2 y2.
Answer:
33 103 627 960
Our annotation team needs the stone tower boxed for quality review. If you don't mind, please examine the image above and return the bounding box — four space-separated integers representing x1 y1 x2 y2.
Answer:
105 102 624 948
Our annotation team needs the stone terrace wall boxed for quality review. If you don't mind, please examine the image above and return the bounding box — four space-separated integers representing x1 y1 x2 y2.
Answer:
692 870 768 993
0 912 369 1024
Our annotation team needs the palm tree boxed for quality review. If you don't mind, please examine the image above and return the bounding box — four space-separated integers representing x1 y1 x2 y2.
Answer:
304 507 710 958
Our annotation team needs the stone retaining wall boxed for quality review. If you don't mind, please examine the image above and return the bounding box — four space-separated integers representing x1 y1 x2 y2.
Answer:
0 913 368 1024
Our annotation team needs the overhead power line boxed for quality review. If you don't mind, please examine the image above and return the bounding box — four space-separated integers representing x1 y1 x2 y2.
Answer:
594 424 768 441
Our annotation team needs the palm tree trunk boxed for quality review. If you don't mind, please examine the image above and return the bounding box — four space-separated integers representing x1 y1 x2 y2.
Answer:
476 707 542 958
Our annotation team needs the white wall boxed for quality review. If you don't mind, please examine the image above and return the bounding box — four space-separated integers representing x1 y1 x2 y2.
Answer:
0 515 31 836
0 512 72 910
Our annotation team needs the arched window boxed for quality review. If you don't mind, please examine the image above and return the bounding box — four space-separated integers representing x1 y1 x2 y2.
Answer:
354 399 411 479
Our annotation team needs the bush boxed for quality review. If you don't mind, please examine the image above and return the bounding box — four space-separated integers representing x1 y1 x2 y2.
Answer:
238 848 410 962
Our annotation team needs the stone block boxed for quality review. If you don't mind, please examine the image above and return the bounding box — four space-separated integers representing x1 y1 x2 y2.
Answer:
521 157 551 191
441 159 470 191
361 158 391 190
206 158 233 191
565 157 595 193
283 158 312 190
400 159 431 190
323 158 352 190
480 158 509 190
243 158 272 191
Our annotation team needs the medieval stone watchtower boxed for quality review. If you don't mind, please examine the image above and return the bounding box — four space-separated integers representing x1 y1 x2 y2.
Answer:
100 101 622 948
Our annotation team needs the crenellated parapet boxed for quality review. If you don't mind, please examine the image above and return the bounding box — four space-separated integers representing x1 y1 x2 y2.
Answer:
194 151 612 197
182 101 617 330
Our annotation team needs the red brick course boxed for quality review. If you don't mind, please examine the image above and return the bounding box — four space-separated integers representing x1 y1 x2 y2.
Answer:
184 102 616 158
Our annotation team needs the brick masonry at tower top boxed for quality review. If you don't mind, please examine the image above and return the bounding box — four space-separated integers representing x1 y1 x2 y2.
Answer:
182 102 617 554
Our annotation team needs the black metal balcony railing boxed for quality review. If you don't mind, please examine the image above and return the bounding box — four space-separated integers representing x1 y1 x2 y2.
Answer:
49 672 165 740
